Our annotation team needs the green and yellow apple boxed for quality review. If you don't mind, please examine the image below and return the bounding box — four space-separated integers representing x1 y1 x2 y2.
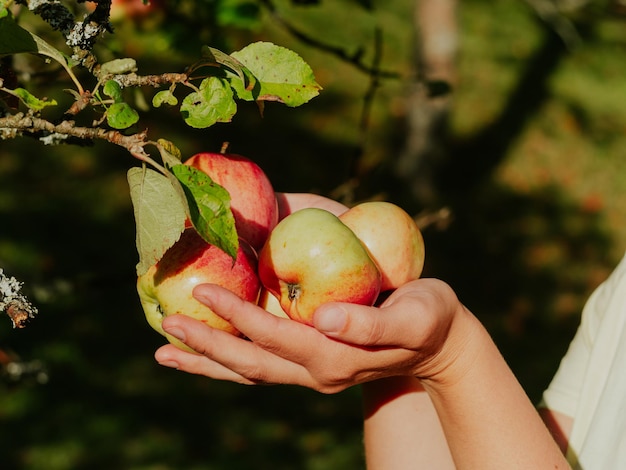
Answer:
137 229 261 351
185 152 279 250
258 208 382 325
339 201 425 291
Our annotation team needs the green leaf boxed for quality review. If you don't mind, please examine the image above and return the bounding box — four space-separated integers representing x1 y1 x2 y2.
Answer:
180 76 237 128
0 15 37 55
199 46 254 88
229 42 321 107
99 58 137 77
156 138 182 168
10 88 57 111
103 80 123 103
127 167 187 276
107 102 139 129
152 89 178 107
171 164 239 260
0 15 68 67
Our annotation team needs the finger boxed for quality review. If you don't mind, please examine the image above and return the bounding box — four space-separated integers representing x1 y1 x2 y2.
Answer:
192 283 336 364
312 279 458 350
159 313 314 386
155 343 257 385
275 192 348 218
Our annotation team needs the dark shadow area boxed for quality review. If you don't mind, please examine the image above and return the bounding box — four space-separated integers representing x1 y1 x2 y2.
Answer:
425 183 615 401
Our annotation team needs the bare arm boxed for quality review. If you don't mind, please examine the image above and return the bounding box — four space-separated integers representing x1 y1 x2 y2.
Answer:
363 376 454 469
418 307 569 469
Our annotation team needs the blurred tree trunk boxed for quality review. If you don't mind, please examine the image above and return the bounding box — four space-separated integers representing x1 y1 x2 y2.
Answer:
394 0 458 207
395 0 602 211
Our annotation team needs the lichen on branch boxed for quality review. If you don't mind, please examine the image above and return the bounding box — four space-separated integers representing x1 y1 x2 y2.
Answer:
17 0 114 66
0 268 38 328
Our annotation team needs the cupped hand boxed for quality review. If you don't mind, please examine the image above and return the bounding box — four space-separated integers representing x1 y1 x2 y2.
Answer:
154 278 465 393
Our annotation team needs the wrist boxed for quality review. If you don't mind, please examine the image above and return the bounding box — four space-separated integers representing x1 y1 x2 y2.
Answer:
417 302 486 389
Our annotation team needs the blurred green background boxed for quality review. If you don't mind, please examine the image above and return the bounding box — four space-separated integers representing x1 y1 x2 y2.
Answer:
2 0 626 468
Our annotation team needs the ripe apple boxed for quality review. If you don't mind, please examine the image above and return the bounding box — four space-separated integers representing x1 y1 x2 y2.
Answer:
257 288 289 319
137 229 261 351
258 208 382 325
339 201 425 291
87 0 162 21
184 152 279 250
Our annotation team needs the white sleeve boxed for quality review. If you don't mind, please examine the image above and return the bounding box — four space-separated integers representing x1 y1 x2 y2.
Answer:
540 254 626 416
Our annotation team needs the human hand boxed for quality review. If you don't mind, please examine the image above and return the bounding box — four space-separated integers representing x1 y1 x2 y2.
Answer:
154 277 466 393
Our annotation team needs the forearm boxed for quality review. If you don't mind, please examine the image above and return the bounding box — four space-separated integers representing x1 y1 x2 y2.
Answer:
422 308 569 469
363 376 455 469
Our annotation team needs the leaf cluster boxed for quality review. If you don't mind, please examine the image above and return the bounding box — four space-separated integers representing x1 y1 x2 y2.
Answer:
0 2 321 274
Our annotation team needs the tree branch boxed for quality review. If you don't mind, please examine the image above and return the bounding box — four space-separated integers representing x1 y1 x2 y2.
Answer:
0 112 150 156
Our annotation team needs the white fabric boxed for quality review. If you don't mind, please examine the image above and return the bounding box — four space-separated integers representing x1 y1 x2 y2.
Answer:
541 252 626 469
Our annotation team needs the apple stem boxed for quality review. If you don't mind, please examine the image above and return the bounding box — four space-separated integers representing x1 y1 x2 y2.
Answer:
287 283 301 302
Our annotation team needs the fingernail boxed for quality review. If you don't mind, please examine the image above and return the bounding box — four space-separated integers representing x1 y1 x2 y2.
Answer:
314 306 347 333
158 359 180 369
164 326 186 342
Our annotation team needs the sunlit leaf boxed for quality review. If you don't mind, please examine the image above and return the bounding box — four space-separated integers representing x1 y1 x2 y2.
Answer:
127 167 187 275
152 89 178 107
229 42 321 107
10 88 57 110
157 138 183 168
171 164 238 260
107 102 139 129
180 76 237 128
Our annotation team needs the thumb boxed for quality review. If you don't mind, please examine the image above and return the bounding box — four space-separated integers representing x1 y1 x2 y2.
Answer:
312 301 421 348
313 279 460 350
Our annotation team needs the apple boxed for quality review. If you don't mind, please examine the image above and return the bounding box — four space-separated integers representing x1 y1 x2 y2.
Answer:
111 0 163 21
185 152 279 250
339 201 425 291
137 229 261 351
258 208 382 325
87 0 162 21
257 288 289 319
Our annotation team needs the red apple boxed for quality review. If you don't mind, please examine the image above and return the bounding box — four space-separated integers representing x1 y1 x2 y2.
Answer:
184 152 279 250
339 201 425 291
137 229 261 351
111 0 162 21
87 0 162 21
258 208 381 325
